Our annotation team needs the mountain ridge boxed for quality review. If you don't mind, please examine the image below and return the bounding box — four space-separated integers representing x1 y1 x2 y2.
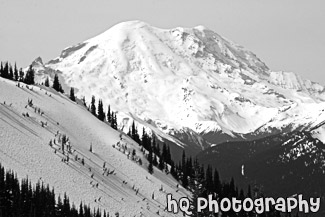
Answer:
30 20 325 154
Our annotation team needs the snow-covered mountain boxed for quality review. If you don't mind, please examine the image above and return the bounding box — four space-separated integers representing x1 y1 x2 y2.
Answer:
0 77 189 217
33 20 325 154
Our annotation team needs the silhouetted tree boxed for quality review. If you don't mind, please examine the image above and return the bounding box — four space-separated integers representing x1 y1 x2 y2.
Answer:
0 163 109 217
24 65 35 85
91 96 96 116
97 99 105 121
13 63 18 81
19 68 24 82
107 105 111 122
52 74 64 93
70 87 76 101
44 77 50 87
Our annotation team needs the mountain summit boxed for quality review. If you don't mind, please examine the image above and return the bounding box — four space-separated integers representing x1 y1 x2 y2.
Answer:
35 21 325 154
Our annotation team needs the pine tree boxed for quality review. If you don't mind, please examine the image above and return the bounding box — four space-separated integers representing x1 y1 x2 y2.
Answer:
2 62 9 79
162 143 167 161
166 145 172 164
14 63 18 81
181 150 188 188
19 68 24 82
107 105 111 122
79 202 84 217
110 112 118 130
148 144 154 174
205 165 214 194
189 160 206 217
8 64 13 80
187 157 193 179
24 65 35 85
44 77 50 87
0 62 3 78
158 155 165 171
170 161 177 178
52 74 61 91
70 87 76 101
63 193 71 216
91 96 96 116
213 169 221 196
131 121 136 138
97 99 105 121
153 154 158 167
158 144 165 171
89 144 93 152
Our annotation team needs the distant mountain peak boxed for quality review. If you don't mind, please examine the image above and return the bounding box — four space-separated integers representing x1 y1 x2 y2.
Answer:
33 20 325 152
32 56 43 65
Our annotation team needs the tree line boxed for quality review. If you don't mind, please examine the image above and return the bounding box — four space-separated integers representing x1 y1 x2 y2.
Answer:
127 124 299 217
81 95 118 130
0 61 35 85
0 163 110 217
76 94 297 216
0 61 64 93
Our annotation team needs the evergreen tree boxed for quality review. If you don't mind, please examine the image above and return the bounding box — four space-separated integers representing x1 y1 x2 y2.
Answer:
0 62 3 78
89 144 93 152
189 160 206 217
14 63 19 81
187 157 193 179
53 74 60 91
52 74 64 93
181 150 188 188
170 161 177 178
91 96 96 116
79 202 84 217
70 87 76 101
205 165 214 194
158 144 165 171
107 105 111 122
153 154 158 167
131 121 136 138
166 145 172 164
213 169 221 196
2 62 9 79
63 193 71 216
162 143 167 161
8 64 13 80
24 65 35 85
158 154 165 171
97 99 105 121
148 145 154 174
19 68 24 82
44 77 50 87
110 112 118 130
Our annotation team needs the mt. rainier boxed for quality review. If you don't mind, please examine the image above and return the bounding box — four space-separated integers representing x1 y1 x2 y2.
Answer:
33 20 325 155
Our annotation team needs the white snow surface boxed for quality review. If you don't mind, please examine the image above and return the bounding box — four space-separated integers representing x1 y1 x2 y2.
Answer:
36 20 325 145
0 77 189 217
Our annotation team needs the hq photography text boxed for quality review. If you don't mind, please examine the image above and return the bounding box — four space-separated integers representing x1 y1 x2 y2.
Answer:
166 194 321 215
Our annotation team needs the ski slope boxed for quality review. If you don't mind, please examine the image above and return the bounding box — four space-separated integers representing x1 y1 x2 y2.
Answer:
0 77 189 217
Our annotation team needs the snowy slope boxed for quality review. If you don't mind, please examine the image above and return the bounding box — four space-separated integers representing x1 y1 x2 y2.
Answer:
33 20 325 150
0 77 189 217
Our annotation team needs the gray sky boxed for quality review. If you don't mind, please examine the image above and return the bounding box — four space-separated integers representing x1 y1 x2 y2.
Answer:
0 0 324 84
